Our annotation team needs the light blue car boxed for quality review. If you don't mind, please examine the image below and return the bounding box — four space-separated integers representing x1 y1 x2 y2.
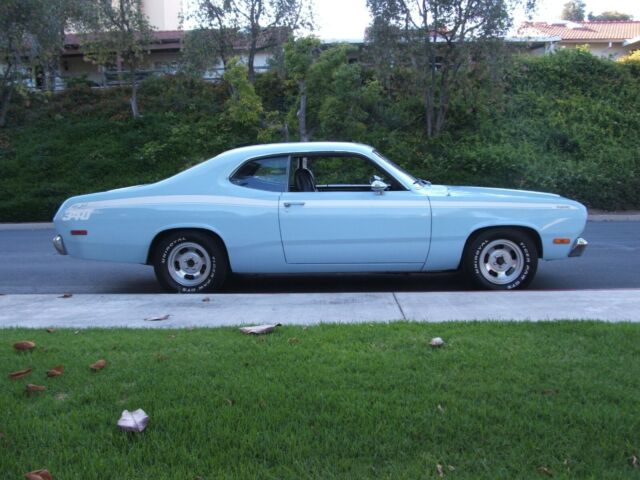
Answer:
53 142 588 292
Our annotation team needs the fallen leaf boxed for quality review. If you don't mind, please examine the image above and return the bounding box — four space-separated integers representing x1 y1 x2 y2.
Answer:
24 469 53 480
90 359 106 370
58 293 72 299
437 404 446 414
202 297 210 303
46 329 56 333
155 354 169 362
630 455 639 468
9 368 33 380
288 337 299 344
13 341 36 351
144 314 171 322
539 466 553 476
73 331 80 335
47 365 64 377
448 465 455 471
26 384 46 393
225 398 234 406
239 324 282 335
430 337 445 348
542 389 558 396
168 334 176 339
436 463 444 477
117 409 149 432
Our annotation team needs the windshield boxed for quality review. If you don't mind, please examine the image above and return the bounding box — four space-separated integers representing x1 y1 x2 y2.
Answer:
372 150 420 188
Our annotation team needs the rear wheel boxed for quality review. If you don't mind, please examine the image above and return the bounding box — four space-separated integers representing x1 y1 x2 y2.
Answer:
153 231 228 293
463 229 538 290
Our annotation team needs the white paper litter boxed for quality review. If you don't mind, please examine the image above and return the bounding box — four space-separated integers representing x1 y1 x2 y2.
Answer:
430 337 445 347
239 324 282 335
117 409 149 432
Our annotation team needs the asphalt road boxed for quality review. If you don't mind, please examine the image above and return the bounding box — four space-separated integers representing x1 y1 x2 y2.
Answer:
0 222 638 294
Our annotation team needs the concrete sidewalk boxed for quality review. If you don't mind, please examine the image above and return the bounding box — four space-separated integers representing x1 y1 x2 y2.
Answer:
1 290 639 328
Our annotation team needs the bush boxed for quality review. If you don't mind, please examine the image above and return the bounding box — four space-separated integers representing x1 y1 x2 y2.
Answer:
1 50 639 221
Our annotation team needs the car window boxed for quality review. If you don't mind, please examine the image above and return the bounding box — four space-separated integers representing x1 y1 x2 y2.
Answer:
289 155 402 192
230 156 289 192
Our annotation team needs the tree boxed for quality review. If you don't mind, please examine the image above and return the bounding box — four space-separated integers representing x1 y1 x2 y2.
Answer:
588 11 633 21
192 0 314 82
79 0 154 118
284 36 321 141
367 0 535 138
0 0 84 127
183 1 240 76
561 1 586 21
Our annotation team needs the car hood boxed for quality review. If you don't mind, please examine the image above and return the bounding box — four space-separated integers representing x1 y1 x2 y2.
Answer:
445 185 562 200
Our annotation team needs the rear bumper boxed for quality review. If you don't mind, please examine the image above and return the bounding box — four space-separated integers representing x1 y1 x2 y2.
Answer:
53 235 67 255
569 237 588 257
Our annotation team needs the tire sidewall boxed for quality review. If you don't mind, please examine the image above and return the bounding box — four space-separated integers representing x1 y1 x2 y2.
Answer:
154 232 226 293
467 231 537 290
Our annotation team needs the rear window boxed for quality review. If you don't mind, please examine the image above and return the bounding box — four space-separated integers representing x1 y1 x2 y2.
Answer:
230 156 288 192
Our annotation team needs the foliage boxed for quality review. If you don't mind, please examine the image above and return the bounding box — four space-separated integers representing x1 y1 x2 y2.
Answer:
77 0 154 118
366 0 536 138
588 10 634 21
190 0 314 82
561 0 586 21
1 48 640 221
0 0 83 127
1 322 640 478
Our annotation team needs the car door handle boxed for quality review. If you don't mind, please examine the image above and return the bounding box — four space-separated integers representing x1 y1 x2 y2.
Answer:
283 201 306 207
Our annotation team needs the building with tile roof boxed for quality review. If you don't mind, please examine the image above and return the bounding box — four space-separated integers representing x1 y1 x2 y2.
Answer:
516 21 640 59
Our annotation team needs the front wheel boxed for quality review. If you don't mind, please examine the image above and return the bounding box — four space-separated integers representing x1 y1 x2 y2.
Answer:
463 229 538 290
153 231 228 293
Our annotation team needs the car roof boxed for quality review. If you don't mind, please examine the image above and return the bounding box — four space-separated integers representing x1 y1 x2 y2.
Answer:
219 142 376 160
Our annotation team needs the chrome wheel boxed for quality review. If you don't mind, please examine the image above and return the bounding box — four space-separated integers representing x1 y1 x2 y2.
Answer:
478 239 524 285
167 242 214 287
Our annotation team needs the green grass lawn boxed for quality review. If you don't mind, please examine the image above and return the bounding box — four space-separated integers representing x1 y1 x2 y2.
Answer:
2 322 639 479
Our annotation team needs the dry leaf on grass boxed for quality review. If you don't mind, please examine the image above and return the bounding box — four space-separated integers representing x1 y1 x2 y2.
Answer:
46 329 56 333
89 359 106 370
58 293 72 299
26 384 46 393
24 469 53 480
47 365 64 377
437 404 446 414
239 324 282 335
144 314 171 322
430 337 445 348
117 409 149 432
288 337 299 344
542 389 558 396
13 341 36 351
539 466 553 476
436 464 444 477
9 368 33 380
630 455 639 468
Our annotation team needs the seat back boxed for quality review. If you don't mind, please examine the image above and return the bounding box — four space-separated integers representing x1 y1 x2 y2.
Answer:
294 168 317 192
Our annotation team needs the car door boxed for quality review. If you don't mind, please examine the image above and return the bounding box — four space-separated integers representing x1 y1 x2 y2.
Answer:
278 153 431 265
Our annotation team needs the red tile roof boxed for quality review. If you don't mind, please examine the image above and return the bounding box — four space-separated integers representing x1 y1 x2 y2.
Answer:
518 21 640 41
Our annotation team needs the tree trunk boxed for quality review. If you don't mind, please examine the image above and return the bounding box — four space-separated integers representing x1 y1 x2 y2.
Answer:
130 77 140 118
247 35 258 83
297 79 308 142
129 61 140 118
0 86 14 128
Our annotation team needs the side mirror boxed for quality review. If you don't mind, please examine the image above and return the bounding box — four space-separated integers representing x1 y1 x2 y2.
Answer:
371 176 389 195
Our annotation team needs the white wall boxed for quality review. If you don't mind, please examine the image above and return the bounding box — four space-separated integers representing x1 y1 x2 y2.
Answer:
142 0 183 30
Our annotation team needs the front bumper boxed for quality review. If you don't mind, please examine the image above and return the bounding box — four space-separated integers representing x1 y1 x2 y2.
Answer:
53 235 68 255
569 237 588 257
